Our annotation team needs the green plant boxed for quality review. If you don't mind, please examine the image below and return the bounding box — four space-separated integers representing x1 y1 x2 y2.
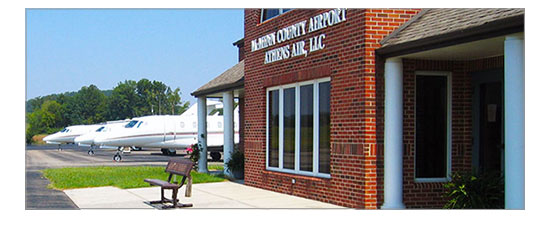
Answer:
226 150 244 174
42 166 226 190
443 171 504 209
187 143 201 163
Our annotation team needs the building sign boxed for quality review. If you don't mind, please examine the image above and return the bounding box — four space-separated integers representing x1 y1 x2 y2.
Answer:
251 8 347 64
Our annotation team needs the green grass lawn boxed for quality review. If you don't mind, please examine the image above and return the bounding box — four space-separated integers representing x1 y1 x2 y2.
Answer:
42 166 226 190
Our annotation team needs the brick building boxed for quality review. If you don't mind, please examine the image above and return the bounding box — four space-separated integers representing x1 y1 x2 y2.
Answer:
193 8 525 209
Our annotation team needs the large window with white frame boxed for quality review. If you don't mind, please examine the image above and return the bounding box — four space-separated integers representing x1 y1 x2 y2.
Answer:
266 78 331 177
414 71 452 182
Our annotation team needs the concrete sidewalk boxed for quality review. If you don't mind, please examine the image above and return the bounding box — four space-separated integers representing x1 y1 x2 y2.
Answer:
64 181 344 209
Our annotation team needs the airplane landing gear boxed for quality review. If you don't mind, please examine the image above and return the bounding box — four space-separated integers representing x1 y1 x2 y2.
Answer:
88 150 95 155
210 152 221 162
161 148 177 156
113 153 122 162
113 147 123 162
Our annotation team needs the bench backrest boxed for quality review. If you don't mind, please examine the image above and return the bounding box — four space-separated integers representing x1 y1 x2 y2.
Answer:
165 159 194 177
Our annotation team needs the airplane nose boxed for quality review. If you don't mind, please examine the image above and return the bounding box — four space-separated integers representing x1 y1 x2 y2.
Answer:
43 134 53 141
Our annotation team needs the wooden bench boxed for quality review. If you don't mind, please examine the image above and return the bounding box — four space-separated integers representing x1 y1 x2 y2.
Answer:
144 159 194 209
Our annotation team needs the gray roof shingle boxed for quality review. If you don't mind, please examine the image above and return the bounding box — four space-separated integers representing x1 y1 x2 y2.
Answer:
380 8 525 48
191 60 244 97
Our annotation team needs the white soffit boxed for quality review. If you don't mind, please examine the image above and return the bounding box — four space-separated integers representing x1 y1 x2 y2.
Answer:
401 35 506 61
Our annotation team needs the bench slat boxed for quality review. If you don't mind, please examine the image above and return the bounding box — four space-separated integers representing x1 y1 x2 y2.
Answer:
144 179 179 189
165 159 194 176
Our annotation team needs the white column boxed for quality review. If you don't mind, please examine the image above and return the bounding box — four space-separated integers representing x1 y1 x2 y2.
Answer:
197 96 208 173
382 57 405 209
504 33 525 209
223 91 235 177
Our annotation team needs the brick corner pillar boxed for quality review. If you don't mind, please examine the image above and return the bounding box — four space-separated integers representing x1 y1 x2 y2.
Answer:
382 57 405 209
504 33 525 209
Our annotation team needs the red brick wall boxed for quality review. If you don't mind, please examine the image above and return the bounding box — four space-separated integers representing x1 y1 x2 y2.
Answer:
243 9 420 208
374 56 504 208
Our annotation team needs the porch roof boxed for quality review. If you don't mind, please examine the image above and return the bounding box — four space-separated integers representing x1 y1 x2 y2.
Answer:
191 60 244 97
377 8 524 58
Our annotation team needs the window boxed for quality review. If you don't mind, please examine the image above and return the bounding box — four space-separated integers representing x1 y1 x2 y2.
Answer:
261 9 292 22
125 120 138 128
95 127 105 132
268 90 279 168
415 72 452 182
266 78 331 177
136 121 143 128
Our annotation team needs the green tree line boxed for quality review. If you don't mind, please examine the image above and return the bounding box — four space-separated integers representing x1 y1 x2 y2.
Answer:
26 79 190 144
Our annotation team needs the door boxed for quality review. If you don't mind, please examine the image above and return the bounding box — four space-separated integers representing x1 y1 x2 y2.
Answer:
164 117 176 142
473 69 504 175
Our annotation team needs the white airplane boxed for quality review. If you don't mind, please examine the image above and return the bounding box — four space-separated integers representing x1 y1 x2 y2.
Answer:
42 124 102 150
74 119 131 155
92 100 240 162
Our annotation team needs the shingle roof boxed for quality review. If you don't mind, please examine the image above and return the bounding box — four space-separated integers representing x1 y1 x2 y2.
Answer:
380 8 524 49
191 60 244 97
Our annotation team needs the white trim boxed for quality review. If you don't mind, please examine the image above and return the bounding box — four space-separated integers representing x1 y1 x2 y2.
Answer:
414 71 452 183
265 90 269 170
265 167 332 179
295 85 301 173
278 88 284 169
265 77 331 179
313 82 319 174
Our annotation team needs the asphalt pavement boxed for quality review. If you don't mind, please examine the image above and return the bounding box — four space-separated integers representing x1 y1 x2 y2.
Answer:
25 144 201 209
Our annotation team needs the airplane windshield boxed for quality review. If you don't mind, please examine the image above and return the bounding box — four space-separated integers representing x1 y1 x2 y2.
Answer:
95 127 105 132
60 128 68 133
125 120 139 128
137 121 143 128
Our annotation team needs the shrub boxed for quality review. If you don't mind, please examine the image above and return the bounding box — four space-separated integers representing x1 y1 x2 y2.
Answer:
31 134 48 145
187 143 201 163
226 150 244 174
443 171 504 209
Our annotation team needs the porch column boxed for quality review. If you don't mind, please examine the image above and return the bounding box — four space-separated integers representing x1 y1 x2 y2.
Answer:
223 90 235 177
197 96 208 173
504 33 525 209
382 57 405 209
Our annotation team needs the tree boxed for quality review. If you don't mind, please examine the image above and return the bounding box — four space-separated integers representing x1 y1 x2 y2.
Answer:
106 80 138 120
66 85 107 124
166 87 181 115
151 80 169 115
25 100 65 143
136 79 154 116
40 100 64 132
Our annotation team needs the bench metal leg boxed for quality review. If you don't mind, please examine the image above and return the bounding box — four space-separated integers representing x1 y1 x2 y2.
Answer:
146 188 192 209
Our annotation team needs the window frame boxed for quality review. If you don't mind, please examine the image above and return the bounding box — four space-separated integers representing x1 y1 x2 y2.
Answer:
414 71 452 183
260 9 292 23
266 77 331 178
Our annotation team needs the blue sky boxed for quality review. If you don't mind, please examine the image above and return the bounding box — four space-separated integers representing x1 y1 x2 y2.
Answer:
26 9 244 104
